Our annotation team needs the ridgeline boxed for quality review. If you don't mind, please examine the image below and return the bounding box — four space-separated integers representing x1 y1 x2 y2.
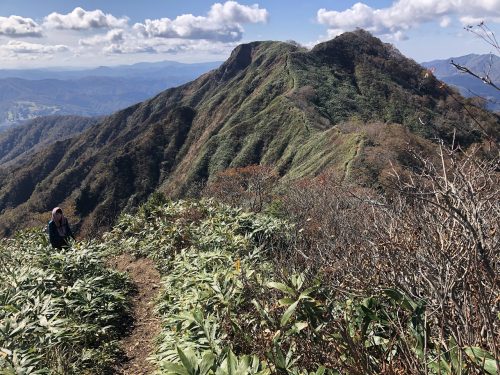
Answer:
0 30 498 236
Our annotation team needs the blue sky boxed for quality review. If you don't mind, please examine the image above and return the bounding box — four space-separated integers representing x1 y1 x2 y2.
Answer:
0 0 498 68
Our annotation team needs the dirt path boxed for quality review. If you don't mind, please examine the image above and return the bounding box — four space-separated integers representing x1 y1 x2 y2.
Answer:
109 254 162 375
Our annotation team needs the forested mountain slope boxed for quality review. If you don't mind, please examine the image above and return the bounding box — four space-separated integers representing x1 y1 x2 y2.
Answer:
0 30 497 236
0 61 221 130
0 115 98 166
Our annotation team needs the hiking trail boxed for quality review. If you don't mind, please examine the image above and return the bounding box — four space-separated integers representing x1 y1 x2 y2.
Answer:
342 136 362 183
109 254 161 375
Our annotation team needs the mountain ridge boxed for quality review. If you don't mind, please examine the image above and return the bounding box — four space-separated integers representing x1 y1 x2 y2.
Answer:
0 60 222 80
0 115 99 166
0 30 497 236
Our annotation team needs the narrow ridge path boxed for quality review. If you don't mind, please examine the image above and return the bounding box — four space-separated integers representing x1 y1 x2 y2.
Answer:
109 254 161 375
342 136 363 183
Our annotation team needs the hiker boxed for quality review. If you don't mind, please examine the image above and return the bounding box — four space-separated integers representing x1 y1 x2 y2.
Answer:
48 207 74 249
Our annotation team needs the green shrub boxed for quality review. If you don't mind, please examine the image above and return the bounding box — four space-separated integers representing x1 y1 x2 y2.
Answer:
0 229 132 374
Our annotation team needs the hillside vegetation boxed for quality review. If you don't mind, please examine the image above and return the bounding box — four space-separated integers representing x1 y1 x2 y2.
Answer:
0 30 497 237
0 77 166 130
3 169 497 374
0 231 132 373
1 29 498 375
0 115 99 166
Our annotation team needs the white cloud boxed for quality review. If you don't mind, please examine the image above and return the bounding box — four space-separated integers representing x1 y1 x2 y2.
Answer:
317 0 500 39
78 28 158 54
100 35 236 56
79 29 125 46
0 15 42 37
103 43 156 54
44 7 128 30
459 15 500 25
0 2 266 66
1 40 69 54
133 1 268 42
207 1 268 24
440 16 452 28
154 38 236 55
391 30 409 41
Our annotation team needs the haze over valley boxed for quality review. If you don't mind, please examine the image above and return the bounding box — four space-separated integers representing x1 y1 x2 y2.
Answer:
0 60 220 130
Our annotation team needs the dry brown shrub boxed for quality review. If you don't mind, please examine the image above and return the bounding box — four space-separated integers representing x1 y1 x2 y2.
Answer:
276 145 499 372
203 164 278 212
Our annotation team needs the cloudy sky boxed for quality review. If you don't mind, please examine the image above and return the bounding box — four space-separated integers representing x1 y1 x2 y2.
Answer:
0 0 498 69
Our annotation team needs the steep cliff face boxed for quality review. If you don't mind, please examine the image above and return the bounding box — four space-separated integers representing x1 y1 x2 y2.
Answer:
0 30 497 236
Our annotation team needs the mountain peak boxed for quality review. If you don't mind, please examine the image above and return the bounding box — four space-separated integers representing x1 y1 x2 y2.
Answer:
218 42 254 80
311 29 403 70
216 40 301 81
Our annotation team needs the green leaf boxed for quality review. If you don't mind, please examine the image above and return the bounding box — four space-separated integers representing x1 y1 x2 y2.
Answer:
278 298 295 307
483 358 499 375
267 282 296 296
448 336 461 372
177 346 198 375
359 305 378 322
383 288 403 301
251 299 275 324
227 350 237 375
39 316 48 327
428 358 451 374
281 300 299 326
299 286 319 299
465 346 495 360
465 347 497 375
193 309 204 325
297 274 305 290
274 345 286 369
199 352 215 375
162 363 190 375
383 288 417 311
236 355 251 373
315 366 326 375
293 321 308 332
272 330 282 343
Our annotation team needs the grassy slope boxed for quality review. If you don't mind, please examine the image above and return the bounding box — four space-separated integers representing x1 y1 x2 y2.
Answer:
0 115 98 166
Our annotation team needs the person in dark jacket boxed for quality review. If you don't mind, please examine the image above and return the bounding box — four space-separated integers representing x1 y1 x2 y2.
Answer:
48 207 74 249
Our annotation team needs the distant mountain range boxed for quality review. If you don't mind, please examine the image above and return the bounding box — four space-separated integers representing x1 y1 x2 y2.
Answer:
0 60 221 130
1 54 497 132
422 53 500 111
0 30 497 236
